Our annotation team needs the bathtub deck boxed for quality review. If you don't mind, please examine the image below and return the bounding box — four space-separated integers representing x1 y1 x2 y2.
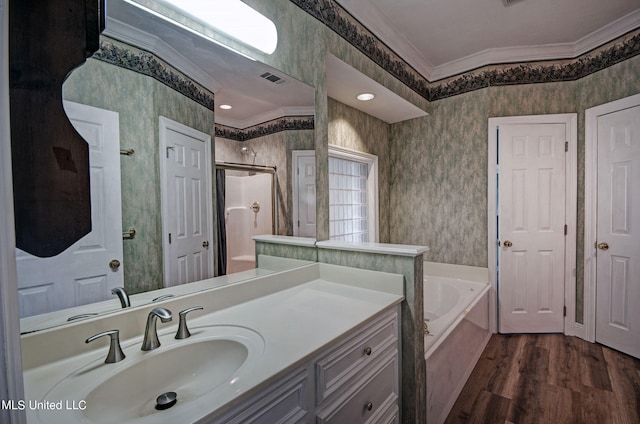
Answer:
445 333 640 424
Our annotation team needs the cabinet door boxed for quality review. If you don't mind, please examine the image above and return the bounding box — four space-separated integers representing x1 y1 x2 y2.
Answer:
316 310 398 403
214 369 310 424
317 352 399 424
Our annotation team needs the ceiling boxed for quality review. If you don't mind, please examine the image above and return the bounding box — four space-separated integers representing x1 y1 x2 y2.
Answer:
337 0 640 80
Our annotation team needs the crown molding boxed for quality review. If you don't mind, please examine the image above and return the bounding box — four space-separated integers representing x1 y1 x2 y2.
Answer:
431 9 640 81
574 8 640 55
334 1 640 82
104 17 221 93
335 0 435 80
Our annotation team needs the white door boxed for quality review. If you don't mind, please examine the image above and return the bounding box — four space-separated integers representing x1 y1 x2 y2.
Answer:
498 123 567 333
16 101 123 317
160 117 213 287
296 154 317 237
293 151 316 237
595 104 640 358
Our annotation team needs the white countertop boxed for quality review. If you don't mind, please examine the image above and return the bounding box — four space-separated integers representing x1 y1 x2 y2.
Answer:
252 234 317 247
19 255 312 334
316 240 429 256
21 263 404 423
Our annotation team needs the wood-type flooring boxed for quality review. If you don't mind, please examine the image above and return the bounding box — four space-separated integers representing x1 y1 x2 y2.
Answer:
445 334 640 424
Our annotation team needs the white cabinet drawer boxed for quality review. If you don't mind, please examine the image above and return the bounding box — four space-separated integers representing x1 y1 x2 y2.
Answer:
316 310 398 403
214 369 310 424
316 352 399 424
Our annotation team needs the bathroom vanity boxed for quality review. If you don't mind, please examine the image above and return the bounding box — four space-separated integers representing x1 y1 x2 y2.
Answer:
21 262 404 423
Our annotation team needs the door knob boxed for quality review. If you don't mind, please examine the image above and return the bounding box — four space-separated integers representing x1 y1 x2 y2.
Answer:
109 259 121 270
597 242 609 251
202 241 209 248
503 240 513 248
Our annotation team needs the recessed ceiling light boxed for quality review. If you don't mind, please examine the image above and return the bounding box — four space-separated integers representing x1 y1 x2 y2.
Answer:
356 93 375 101
219 104 233 110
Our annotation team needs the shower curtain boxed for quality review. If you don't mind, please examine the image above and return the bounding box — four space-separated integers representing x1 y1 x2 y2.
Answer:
215 169 227 275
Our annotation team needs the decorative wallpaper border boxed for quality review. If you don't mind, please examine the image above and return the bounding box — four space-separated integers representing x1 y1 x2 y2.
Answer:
290 0 640 101
92 38 215 110
215 116 315 141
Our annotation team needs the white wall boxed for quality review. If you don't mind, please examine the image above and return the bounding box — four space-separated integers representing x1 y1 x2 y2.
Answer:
0 0 27 421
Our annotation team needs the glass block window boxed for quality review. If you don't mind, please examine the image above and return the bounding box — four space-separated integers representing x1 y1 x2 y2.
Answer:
329 156 369 242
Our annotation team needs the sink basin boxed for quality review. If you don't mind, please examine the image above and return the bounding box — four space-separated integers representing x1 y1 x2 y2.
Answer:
37 325 264 424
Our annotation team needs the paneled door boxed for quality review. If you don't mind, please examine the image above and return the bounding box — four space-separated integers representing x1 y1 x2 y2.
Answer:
293 151 316 237
16 101 123 317
160 117 213 287
498 123 567 333
595 104 640 358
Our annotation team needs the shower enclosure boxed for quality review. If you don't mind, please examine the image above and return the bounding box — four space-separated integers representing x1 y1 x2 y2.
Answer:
216 162 277 275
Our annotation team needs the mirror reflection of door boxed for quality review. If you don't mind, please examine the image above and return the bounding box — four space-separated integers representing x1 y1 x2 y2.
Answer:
16 102 123 317
293 150 316 238
160 117 213 287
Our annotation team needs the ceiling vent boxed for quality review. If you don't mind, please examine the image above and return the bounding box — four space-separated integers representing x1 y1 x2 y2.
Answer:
503 0 525 5
260 72 287 85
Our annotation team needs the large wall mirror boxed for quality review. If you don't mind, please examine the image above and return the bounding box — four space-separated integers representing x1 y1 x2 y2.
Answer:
16 0 316 333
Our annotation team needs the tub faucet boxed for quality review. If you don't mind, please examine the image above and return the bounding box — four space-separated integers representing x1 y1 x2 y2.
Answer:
111 287 130 308
142 307 172 351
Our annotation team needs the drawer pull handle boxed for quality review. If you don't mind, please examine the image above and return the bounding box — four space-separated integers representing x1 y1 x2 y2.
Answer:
365 401 373 411
364 346 372 356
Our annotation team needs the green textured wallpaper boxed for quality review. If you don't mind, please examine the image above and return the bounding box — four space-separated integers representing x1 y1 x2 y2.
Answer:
328 98 391 242
390 89 489 266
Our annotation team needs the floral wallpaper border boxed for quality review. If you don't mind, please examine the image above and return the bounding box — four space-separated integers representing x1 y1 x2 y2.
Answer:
216 116 315 141
92 38 215 110
290 0 640 101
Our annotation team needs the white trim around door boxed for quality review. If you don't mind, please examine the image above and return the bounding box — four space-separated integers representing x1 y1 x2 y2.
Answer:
584 92 640 344
488 114 577 335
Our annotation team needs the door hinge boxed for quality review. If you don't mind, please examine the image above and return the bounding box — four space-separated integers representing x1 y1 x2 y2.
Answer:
169 233 172 244
565 141 569 152
564 224 567 235
297 220 300 228
563 305 567 317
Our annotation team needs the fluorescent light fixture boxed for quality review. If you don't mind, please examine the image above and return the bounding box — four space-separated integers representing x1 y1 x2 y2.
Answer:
219 104 233 110
123 0 257 60
160 0 278 54
357 93 375 101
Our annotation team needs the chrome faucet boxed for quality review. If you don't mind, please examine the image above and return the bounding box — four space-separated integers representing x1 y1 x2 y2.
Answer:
86 329 126 363
111 287 131 308
141 307 172 351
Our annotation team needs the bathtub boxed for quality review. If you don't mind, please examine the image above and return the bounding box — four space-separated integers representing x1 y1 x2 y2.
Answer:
423 263 491 424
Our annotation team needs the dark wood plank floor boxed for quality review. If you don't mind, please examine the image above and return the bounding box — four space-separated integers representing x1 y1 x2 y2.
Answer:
445 334 640 424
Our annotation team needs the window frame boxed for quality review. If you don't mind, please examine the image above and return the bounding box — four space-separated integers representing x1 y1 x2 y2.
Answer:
328 145 379 243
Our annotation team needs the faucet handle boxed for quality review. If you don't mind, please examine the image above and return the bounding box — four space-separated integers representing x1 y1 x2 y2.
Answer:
86 329 126 363
175 306 204 339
